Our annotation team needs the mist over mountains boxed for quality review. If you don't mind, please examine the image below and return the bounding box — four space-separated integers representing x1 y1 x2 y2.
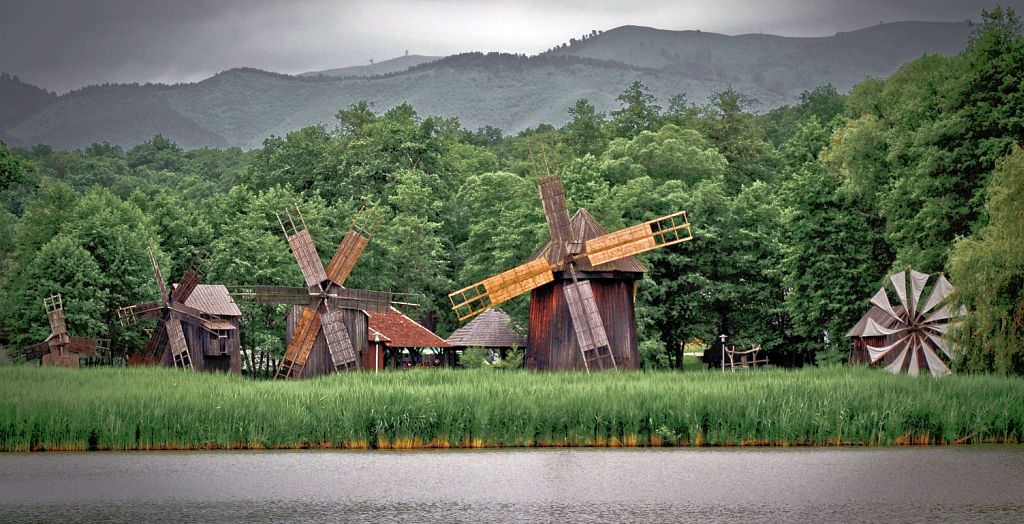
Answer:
0 21 972 150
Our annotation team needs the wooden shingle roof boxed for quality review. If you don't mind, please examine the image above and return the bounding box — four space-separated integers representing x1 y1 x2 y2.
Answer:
533 208 646 273
367 307 448 348
446 308 527 348
183 284 242 317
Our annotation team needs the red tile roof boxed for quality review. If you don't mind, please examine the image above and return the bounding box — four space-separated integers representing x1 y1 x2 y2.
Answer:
367 307 449 348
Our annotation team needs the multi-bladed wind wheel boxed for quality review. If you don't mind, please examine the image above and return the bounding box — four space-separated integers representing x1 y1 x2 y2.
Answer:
860 269 964 377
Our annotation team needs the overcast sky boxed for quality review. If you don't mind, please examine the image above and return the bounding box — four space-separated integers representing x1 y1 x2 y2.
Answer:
1 0 1020 93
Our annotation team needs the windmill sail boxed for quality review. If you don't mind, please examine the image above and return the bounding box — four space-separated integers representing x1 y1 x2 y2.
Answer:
325 230 369 286
563 279 615 372
585 211 693 267
538 176 574 258
277 307 322 378
449 258 555 321
321 309 358 370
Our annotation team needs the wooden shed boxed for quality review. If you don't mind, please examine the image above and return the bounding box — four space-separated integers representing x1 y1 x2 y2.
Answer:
445 308 526 362
285 306 369 378
846 305 906 365
160 284 242 373
527 209 645 370
367 307 449 368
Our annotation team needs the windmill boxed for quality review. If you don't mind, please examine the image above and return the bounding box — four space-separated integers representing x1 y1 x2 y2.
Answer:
448 175 694 372
848 269 964 377
20 294 109 367
116 248 232 370
232 206 405 379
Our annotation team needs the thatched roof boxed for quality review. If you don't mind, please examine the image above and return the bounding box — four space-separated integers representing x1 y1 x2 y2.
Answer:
446 308 527 348
532 208 646 274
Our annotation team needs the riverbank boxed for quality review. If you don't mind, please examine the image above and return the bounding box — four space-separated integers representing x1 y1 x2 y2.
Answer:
1 366 1022 451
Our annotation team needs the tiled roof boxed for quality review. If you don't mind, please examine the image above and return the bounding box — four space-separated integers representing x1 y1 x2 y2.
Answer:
533 208 646 273
184 284 242 317
367 307 448 348
446 308 526 348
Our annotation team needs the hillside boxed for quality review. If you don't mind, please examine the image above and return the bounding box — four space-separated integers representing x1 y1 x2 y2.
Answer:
301 55 441 78
0 21 973 150
0 73 55 129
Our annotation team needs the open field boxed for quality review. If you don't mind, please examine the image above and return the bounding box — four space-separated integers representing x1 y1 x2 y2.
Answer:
1 366 1023 451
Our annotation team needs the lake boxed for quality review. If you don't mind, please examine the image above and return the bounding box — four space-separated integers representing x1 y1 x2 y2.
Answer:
2 448 1023 522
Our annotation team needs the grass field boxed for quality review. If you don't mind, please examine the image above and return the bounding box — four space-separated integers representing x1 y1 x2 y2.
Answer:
1 366 1023 451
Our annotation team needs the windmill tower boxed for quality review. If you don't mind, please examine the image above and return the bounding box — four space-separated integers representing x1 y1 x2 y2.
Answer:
847 269 965 377
117 248 241 372
20 294 109 367
448 176 694 372
233 206 407 379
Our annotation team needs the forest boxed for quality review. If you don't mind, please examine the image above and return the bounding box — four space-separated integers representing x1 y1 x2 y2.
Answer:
1 8 1022 375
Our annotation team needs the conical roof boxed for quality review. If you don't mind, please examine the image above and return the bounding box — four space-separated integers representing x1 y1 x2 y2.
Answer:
445 308 527 348
532 208 646 273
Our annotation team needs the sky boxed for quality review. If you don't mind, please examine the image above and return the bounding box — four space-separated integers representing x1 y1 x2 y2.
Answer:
1 0 1020 94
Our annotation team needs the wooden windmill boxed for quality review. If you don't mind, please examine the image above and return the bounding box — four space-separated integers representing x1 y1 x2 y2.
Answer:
116 248 237 371
233 207 404 379
20 295 109 367
449 175 694 372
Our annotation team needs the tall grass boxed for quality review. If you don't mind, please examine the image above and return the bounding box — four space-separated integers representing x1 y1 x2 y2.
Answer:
1 366 1022 451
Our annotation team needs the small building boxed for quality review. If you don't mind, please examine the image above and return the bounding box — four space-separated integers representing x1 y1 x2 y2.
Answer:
367 307 449 368
846 305 905 365
164 284 243 373
285 306 368 378
445 308 527 363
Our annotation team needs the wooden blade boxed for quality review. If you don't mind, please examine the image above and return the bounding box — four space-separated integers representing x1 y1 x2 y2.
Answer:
231 285 315 306
165 316 190 366
325 230 369 287
563 279 615 371
278 306 322 377
321 309 357 370
19 340 51 361
538 176 573 258
66 336 108 355
287 229 328 290
170 268 201 305
325 288 394 312
116 301 164 326
43 295 67 337
149 247 170 305
144 322 169 359
449 258 555 321
584 211 693 267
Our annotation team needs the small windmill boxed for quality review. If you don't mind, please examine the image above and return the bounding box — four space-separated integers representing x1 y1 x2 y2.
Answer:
20 295 109 367
849 269 964 377
449 175 693 372
233 206 405 379
116 248 228 369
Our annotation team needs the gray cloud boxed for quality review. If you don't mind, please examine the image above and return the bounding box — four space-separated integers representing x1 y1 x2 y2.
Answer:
1 0 1020 93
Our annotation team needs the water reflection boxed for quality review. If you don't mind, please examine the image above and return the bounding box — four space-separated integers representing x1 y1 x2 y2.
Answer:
2 448 1023 523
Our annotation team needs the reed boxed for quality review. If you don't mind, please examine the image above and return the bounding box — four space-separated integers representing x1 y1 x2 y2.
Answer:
1 366 1022 451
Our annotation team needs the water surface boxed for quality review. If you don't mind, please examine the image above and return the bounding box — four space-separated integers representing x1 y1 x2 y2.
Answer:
2 448 1023 522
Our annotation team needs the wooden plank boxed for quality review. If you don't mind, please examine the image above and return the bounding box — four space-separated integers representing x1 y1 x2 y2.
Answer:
165 318 192 369
449 258 554 320
538 176 572 259
287 229 328 289
585 211 693 267
170 268 201 304
326 288 393 312
320 309 357 369
325 230 369 286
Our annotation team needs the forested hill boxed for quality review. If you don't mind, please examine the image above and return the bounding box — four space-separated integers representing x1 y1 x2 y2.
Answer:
300 54 442 77
0 73 55 127
0 21 971 150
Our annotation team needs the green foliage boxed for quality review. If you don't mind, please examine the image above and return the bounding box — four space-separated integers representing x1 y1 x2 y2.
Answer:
3 366 1024 450
0 140 32 191
949 146 1024 374
611 80 662 138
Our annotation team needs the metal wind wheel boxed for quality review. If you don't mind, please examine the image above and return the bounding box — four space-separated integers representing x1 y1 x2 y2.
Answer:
861 269 964 377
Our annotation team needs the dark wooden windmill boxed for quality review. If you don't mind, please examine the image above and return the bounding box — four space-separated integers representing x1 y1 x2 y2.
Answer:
449 176 694 372
116 248 238 371
20 294 109 367
234 207 404 379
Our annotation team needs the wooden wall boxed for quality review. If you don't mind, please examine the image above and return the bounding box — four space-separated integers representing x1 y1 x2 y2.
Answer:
526 271 640 371
160 319 241 374
286 306 369 378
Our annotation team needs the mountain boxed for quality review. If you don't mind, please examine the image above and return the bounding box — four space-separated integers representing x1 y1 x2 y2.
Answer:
301 55 442 78
0 21 973 150
0 73 56 129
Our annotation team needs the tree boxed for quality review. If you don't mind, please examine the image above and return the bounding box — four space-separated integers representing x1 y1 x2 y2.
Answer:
1 140 31 191
949 146 1024 374
563 99 608 156
699 89 779 191
610 80 662 138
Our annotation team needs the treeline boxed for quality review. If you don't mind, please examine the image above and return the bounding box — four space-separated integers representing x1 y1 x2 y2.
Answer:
1 9 1021 373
